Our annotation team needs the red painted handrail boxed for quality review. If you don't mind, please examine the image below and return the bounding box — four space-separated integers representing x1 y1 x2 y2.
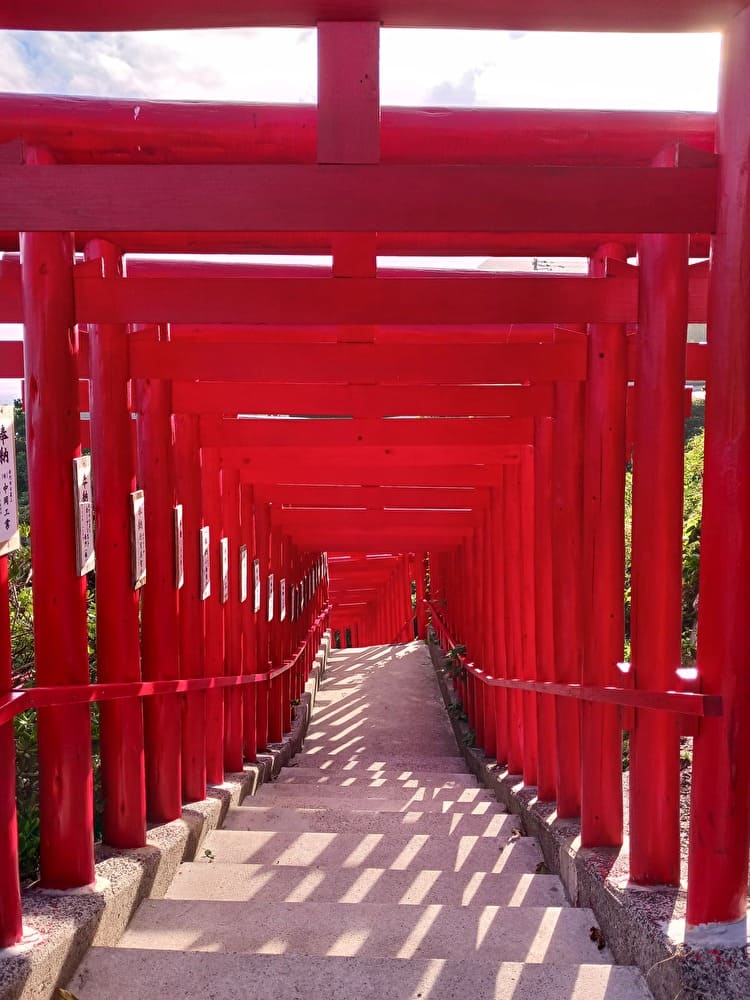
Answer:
1 607 330 725
426 601 721 717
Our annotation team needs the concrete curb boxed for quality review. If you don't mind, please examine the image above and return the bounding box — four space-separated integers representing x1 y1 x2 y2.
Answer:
0 637 330 1000
427 637 750 1000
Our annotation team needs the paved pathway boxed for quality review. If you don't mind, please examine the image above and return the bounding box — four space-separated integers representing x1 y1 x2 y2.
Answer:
70 642 652 999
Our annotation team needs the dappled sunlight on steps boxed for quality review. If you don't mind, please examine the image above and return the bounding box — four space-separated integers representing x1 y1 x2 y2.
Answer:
68 643 652 999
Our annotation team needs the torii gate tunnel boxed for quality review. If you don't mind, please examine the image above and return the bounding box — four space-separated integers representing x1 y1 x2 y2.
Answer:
0 0 749 953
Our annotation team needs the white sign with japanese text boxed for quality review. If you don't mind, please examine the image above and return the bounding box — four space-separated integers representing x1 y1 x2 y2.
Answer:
220 536 229 604
200 525 211 600
267 573 274 622
253 558 261 612
0 405 20 556
239 545 248 603
173 504 184 589
73 455 95 575
280 578 286 621
130 489 147 589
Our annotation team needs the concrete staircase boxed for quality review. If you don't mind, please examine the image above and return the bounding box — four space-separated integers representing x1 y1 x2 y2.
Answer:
69 642 652 999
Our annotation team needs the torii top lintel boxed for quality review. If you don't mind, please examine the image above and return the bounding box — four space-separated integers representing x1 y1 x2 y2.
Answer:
2 0 744 32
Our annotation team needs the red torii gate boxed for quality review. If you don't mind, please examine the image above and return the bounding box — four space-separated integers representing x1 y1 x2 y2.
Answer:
0 0 748 963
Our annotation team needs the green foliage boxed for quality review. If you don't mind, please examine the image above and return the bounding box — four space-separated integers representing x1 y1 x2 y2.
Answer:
681 430 704 662
447 700 469 723
461 728 476 748
684 395 705 446
444 644 467 683
9 525 33 686
14 709 40 883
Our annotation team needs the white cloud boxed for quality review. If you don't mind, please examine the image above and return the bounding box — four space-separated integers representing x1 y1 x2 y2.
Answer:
0 28 317 102
0 27 721 111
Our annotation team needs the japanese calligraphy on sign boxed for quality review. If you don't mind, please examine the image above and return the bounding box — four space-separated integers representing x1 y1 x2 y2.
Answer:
267 573 275 622
173 504 184 589
73 455 95 575
200 525 211 600
239 545 248 604
253 558 261 613
0 405 20 556
280 578 287 622
220 536 229 604
129 489 147 590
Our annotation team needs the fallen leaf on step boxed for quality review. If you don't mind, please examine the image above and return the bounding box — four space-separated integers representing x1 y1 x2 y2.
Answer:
589 926 606 950
509 828 523 841
534 861 549 874
54 990 80 1000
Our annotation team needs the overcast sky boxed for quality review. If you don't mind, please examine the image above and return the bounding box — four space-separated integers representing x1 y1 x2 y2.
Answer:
0 28 722 401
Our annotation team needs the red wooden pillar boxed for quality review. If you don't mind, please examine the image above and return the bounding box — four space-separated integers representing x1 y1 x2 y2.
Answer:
223 466 244 773
629 172 688 884
174 414 206 803
255 500 271 748
519 446 538 787
402 554 412 639
136 329 181 822
688 8 750 935
465 533 477 659
85 239 146 849
472 528 486 749
279 558 291 733
415 551 427 639
201 440 225 786
268 525 283 744
580 244 627 848
0 555 22 946
490 485 508 766
21 159 95 887
552 382 584 818
534 418 557 802
503 466 524 775
480 510 497 756
241 484 258 760
387 576 396 642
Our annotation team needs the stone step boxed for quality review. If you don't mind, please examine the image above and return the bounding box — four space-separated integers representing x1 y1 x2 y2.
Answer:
68 951 653 1000
114 899 614 964
199 828 544 873
253 788 498 812
292 753 465 772
274 769 480 788
167 861 569 907
266 774 488 797
222 804 517 838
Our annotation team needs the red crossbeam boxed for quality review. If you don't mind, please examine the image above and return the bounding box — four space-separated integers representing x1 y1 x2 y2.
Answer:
0 163 716 234
1 0 742 32
0 97 715 167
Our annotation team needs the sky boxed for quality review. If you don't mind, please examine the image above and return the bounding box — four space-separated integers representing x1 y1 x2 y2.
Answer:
0 28 722 400
0 28 721 109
